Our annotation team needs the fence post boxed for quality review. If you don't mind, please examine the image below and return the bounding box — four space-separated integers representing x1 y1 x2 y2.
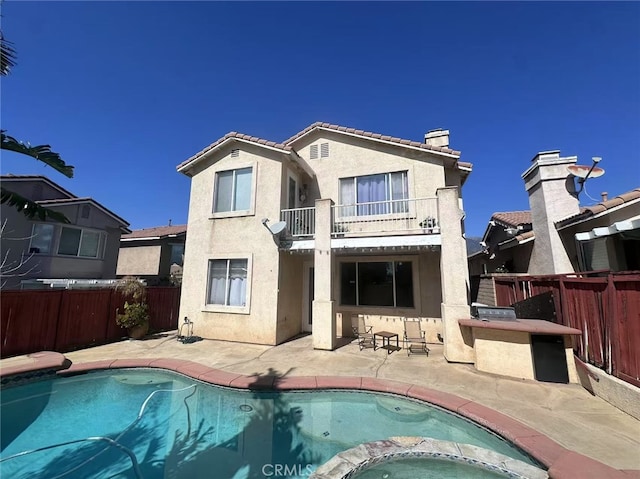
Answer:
606 273 616 377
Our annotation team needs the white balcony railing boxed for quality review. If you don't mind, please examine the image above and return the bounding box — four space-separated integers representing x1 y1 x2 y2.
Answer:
281 206 316 237
332 197 439 236
280 198 440 239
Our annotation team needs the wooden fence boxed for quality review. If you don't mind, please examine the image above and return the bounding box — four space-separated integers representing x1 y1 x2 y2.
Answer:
0 287 181 359
494 272 640 388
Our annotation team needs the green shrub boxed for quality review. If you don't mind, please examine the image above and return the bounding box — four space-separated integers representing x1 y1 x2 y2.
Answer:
116 301 149 329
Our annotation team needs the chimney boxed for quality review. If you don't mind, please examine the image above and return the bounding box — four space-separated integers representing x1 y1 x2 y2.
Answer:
601 192 608 202
521 150 580 274
425 129 449 149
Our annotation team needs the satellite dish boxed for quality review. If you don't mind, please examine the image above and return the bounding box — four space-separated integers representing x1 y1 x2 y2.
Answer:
261 218 290 247
268 221 287 235
567 164 605 179
567 157 605 197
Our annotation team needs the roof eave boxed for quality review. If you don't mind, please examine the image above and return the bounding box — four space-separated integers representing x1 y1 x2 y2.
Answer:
289 125 462 160
177 137 291 175
35 198 130 228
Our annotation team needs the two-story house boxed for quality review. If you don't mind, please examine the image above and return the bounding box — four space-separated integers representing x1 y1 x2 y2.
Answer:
0 175 130 289
177 122 473 361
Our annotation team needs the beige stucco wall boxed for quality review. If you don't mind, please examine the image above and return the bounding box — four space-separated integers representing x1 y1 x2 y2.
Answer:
333 251 444 342
179 144 287 345
475 276 497 306
294 131 448 201
473 329 536 380
275 253 305 343
523 155 580 275
180 130 468 348
117 245 162 276
577 360 640 420
471 328 578 383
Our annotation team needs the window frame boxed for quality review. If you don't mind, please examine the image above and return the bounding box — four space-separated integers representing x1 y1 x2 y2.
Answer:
337 255 420 312
203 253 252 314
56 226 106 259
28 223 55 255
338 171 409 218
210 162 257 219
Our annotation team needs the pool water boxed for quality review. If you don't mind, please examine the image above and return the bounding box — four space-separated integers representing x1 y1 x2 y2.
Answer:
350 457 511 479
0 369 538 479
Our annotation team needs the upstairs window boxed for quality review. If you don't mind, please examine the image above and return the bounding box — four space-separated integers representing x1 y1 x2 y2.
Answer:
57 227 104 258
29 223 55 254
170 244 184 266
213 167 252 213
339 171 408 216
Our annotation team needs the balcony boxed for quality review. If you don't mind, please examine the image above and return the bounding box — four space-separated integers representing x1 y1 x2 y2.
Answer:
280 197 439 239
332 197 439 237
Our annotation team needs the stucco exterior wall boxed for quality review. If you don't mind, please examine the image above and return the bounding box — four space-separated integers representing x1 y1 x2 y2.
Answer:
473 329 536 380
331 252 443 341
471 328 578 383
523 155 580 275
179 129 468 348
475 276 497 306
275 253 305 343
294 131 448 202
0 186 125 289
117 245 162 276
179 144 285 344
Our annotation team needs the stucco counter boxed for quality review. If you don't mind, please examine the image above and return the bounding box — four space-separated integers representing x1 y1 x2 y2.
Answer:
458 318 581 383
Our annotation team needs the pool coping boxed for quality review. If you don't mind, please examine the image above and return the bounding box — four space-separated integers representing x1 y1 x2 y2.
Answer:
1 352 637 479
309 437 549 479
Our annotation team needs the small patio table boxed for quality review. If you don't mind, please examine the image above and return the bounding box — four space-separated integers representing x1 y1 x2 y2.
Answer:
374 331 401 354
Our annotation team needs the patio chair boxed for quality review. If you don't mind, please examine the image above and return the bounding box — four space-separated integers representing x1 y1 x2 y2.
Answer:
351 314 375 350
403 320 429 356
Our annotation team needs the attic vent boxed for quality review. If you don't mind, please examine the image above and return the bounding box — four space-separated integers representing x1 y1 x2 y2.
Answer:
81 204 90 219
310 145 318 159
231 149 240 158
320 142 329 158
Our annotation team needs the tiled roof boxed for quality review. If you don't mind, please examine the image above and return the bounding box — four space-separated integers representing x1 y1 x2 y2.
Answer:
557 187 640 227
283 121 463 157
122 224 187 240
491 211 532 227
584 187 640 215
177 132 292 170
177 122 472 172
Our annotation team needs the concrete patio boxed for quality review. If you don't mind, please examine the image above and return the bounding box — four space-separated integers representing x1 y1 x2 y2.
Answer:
39 331 640 473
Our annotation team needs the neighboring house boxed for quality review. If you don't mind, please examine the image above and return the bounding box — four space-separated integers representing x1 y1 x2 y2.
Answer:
469 150 640 302
117 224 187 285
177 122 474 362
0 175 130 289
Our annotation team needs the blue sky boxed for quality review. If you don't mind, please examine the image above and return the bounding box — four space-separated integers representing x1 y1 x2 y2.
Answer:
2 1 639 237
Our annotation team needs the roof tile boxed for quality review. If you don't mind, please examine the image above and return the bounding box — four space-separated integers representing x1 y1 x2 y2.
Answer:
179 122 468 172
122 224 187 240
491 211 532 227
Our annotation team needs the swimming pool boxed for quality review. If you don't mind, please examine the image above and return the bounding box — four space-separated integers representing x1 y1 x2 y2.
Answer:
1 369 540 478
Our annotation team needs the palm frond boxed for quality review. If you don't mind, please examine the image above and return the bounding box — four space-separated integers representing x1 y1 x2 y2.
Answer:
1 130 74 178
0 33 17 76
0 187 70 223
